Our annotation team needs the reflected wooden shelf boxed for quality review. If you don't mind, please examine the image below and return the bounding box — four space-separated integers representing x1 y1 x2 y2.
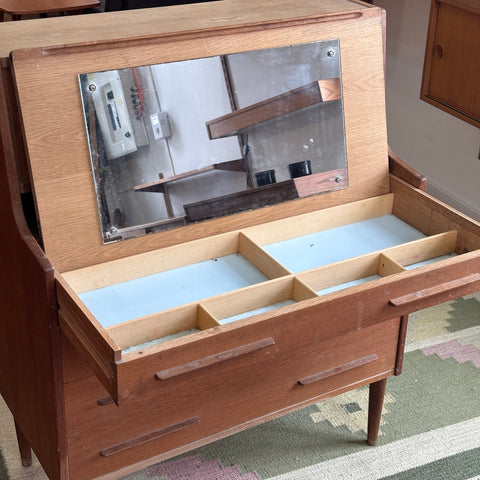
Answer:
184 180 299 222
206 78 341 139
134 159 245 194
183 167 348 222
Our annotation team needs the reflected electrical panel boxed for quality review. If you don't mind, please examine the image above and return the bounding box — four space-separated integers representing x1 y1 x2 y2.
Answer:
79 40 348 243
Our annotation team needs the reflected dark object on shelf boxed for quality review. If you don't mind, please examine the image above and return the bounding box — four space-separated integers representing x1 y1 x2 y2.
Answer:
288 160 312 179
104 0 218 11
255 169 276 187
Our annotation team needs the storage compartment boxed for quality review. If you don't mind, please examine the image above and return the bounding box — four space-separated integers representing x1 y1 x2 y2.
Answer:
202 276 317 325
67 232 288 327
56 190 480 404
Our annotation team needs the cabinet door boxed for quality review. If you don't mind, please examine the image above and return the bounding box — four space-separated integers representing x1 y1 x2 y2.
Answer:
421 0 480 127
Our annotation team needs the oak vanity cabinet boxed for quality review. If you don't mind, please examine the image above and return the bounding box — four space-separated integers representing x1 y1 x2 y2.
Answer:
2 1 480 480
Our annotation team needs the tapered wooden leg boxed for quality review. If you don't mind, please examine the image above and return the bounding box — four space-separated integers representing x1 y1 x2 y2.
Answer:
14 420 32 467
367 378 387 446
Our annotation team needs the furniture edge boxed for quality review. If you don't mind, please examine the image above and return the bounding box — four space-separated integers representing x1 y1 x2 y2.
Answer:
388 147 427 191
0 66 68 480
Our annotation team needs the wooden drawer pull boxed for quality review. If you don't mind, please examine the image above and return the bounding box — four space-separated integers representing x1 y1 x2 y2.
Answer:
155 337 275 380
298 354 378 386
99 416 199 457
97 396 113 406
389 273 480 307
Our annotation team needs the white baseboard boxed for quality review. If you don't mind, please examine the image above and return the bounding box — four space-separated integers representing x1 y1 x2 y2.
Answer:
426 179 480 222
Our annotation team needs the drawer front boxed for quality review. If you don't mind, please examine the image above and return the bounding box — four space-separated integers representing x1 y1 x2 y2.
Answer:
64 318 399 479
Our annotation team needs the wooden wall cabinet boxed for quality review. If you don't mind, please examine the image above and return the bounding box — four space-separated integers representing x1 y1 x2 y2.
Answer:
2 2 480 480
421 0 480 128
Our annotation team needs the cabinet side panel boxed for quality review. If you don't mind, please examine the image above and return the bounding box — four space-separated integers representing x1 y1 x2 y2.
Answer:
0 59 30 193
390 175 480 253
0 67 67 480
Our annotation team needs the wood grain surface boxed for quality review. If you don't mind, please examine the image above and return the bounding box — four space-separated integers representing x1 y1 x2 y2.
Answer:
10 3 388 272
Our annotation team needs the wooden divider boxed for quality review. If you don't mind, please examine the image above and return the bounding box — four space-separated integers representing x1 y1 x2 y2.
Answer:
60 195 463 357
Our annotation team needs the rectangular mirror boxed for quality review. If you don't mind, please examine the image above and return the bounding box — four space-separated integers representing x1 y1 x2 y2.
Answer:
79 40 348 243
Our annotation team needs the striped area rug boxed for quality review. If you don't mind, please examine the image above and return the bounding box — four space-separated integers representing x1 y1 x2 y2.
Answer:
1 293 480 480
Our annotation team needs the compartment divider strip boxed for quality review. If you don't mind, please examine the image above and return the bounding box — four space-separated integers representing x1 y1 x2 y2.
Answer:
238 232 291 279
197 304 220 329
296 253 381 292
383 230 457 266
378 253 406 277
110 303 200 352
292 276 320 301
243 194 394 246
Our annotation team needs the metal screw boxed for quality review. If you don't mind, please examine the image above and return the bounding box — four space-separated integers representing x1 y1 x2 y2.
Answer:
88 84 97 91
335 176 343 183
327 50 336 57
109 226 118 235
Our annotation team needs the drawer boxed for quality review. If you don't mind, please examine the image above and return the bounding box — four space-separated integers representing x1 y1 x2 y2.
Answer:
57 194 480 404
65 317 399 479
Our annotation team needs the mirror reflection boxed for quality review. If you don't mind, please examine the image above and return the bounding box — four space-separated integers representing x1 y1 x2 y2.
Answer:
79 39 348 243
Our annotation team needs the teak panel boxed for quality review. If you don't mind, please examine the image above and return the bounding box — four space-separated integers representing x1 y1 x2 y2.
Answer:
0 67 67 479
420 0 480 128
64 318 400 479
11 4 388 273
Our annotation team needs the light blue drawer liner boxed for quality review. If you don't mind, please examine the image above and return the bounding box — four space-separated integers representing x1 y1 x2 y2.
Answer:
79 215 429 329
316 274 382 296
405 253 457 269
219 299 296 325
79 254 268 327
263 215 426 273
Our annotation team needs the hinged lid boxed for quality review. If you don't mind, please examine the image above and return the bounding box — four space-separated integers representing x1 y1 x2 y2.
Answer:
10 0 388 272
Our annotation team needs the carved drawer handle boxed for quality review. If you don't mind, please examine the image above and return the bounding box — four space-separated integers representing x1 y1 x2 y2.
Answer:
389 273 480 307
99 416 199 457
298 354 378 386
155 337 275 380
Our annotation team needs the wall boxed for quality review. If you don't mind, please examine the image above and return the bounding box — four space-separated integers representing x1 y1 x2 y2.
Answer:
374 0 480 220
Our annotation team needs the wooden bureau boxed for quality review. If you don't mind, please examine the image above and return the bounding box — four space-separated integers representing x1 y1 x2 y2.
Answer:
1 1 480 479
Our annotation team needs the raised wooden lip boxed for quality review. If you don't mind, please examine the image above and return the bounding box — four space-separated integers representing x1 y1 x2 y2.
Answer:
9 10 366 62
206 79 342 139
0 0 100 16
